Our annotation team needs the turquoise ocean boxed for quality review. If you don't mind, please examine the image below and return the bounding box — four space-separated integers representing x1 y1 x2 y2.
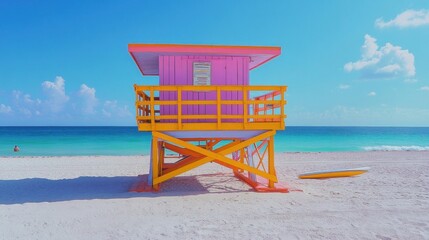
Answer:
0 127 428 156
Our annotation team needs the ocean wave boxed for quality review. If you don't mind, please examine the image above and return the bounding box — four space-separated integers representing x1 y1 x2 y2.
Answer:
363 145 429 151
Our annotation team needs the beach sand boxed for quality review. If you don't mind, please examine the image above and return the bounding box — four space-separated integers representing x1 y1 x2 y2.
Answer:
0 152 428 239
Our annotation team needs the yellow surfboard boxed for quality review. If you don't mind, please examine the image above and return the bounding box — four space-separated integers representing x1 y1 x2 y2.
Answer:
299 167 370 179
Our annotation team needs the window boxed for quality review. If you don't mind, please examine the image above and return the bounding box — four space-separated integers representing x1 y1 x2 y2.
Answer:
193 62 211 86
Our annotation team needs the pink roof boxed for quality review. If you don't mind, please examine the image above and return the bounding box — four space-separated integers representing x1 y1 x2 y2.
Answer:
128 43 281 76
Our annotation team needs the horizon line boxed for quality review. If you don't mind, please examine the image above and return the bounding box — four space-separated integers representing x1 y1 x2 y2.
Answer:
1 125 428 128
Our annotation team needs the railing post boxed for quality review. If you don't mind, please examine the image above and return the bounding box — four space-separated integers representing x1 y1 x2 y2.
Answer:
217 86 221 128
243 86 248 129
264 94 267 122
150 87 155 131
178 87 182 130
134 85 139 123
272 88 276 122
281 86 286 129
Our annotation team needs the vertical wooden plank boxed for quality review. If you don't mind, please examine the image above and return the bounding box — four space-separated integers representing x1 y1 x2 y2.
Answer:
243 56 249 85
177 56 187 122
281 86 286 129
243 87 248 128
152 135 159 190
174 58 187 83
174 56 181 121
205 57 216 121
207 58 219 121
243 57 250 123
159 141 164 177
227 57 234 119
150 87 155 131
218 59 226 117
190 57 199 120
178 87 182 129
272 88 276 122
187 56 193 122
148 140 153 186
134 85 139 124
182 56 190 122
198 56 206 120
268 135 275 188
163 56 170 117
229 58 234 120
235 57 243 121
187 56 194 118
169 56 176 122
159 56 165 118
216 86 221 127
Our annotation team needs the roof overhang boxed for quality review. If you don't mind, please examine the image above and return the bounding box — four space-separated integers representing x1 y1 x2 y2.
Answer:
128 43 281 76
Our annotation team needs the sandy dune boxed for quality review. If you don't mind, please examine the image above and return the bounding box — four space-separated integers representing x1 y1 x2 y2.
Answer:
0 152 428 239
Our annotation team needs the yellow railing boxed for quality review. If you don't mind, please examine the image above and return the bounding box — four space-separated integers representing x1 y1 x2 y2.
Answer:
134 85 287 131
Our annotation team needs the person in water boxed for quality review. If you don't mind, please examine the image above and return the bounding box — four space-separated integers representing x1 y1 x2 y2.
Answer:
14 145 20 152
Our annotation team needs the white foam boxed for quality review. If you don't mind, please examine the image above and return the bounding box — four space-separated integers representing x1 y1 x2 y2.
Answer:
363 145 429 151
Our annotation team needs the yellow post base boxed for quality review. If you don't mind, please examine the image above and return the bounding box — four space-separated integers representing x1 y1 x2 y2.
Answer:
129 174 158 192
233 171 289 193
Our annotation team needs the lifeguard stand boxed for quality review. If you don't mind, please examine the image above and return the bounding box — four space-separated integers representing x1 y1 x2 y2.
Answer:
129 44 288 192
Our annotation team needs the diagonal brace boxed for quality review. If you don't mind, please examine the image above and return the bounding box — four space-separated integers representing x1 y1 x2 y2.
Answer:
152 130 276 185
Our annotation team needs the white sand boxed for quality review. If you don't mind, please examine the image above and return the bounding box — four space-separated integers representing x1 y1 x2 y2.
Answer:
0 152 428 240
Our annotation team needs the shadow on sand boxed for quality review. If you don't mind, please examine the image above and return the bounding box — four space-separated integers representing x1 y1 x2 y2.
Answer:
0 173 250 205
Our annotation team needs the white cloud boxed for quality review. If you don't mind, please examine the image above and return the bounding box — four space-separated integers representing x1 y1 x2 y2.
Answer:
102 100 132 118
344 34 415 79
376 9 429 28
420 86 429 91
404 78 418 83
42 76 69 113
339 84 350 90
368 91 376 96
78 84 98 114
12 90 42 116
2 76 133 125
0 104 12 114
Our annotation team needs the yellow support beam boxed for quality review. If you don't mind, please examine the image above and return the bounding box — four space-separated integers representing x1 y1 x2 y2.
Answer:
159 141 164 177
155 140 240 181
138 122 283 131
177 87 182 130
137 114 283 121
163 142 202 157
243 88 248 128
281 86 286 129
151 135 159 190
150 87 155 131
216 86 221 128
135 85 285 92
152 130 277 185
268 135 275 188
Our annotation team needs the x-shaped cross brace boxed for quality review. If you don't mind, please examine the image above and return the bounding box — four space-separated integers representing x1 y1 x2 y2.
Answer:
151 130 277 186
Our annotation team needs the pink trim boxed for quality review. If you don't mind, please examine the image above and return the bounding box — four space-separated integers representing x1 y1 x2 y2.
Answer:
129 43 281 76
128 44 280 55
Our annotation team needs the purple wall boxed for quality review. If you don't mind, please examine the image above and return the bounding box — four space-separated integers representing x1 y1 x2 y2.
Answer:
159 55 249 122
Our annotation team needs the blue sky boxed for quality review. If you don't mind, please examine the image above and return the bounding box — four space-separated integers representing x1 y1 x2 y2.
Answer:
0 0 428 126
